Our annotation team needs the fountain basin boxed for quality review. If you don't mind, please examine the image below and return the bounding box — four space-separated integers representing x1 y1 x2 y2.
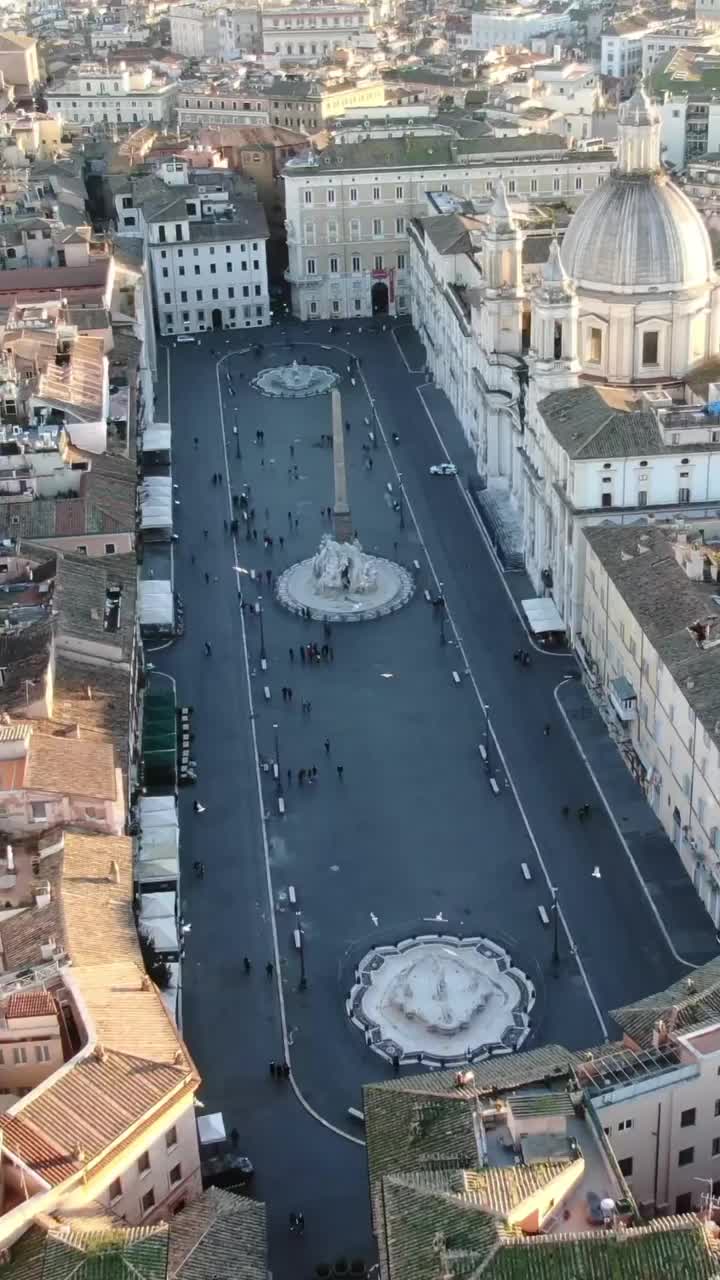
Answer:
276 536 414 622
251 360 339 398
347 935 534 1064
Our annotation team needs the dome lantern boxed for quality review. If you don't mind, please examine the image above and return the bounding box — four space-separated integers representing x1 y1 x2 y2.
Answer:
617 85 662 175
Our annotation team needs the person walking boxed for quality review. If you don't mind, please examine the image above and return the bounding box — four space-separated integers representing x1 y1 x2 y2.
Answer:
287 687 293 703
204 641 212 656
243 956 251 974
287 769 292 787
337 764 344 781
266 961 274 978
203 528 208 539
543 723 551 736
324 738 330 755
269 1061 276 1077
289 647 294 662
300 646 305 664
230 1127 239 1147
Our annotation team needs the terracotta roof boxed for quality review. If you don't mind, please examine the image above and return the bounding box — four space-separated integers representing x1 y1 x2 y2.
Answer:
37 335 106 424
54 553 137 662
0 262 110 301
0 755 28 790
0 1113 80 1186
611 956 720 1047
51 656 131 786
25 731 118 801
6 990 56 1018
40 1225 169 1280
60 831 136 968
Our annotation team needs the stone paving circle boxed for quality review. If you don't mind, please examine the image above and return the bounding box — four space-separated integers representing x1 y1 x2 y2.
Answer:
347 935 535 1065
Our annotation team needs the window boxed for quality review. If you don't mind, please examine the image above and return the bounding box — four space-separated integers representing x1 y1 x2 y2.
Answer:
165 314 173 328
618 1156 633 1177
372 186 381 201
352 255 361 272
530 178 538 193
104 543 116 555
681 1108 696 1128
178 267 185 277
227 262 232 273
229 287 235 299
678 487 691 504
122 195 133 209
166 1126 178 1149
194 265 201 276
210 264 216 275
372 219 382 237
395 185 404 201
243 286 249 297
354 299 362 312
395 217 405 235
141 1189 155 1215
307 258 316 275
309 301 317 315
675 1191 692 1213
109 1178 122 1202
350 187 358 203
253 261 259 270
553 177 561 193
601 492 612 508
35 1044 50 1063
170 1164 182 1186
713 1137 720 1157
180 291 187 303
588 327 602 364
575 176 583 191
138 1152 151 1175
329 257 338 274
678 1146 695 1167
12 1046 27 1064
212 289 219 300
507 180 516 194
642 331 659 365
617 1118 633 1132
397 253 406 270
327 189 336 204
303 190 312 205
162 268 169 279
30 802 47 822
374 255 383 270
553 321 563 360
638 490 647 507
163 292 171 304
196 290 203 301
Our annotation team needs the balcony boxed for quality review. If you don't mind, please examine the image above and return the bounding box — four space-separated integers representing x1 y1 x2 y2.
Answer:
283 267 322 286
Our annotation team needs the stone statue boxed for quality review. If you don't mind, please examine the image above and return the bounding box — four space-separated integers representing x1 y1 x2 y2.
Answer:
311 533 378 596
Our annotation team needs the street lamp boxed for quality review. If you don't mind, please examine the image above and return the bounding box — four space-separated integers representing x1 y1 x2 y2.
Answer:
233 422 240 459
551 887 560 972
256 596 266 661
295 910 307 990
397 473 405 530
484 704 491 775
273 722 282 790
438 583 446 645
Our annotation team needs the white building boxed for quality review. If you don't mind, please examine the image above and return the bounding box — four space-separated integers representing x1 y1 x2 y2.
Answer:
600 27 650 81
469 6 574 52
49 63 176 129
407 89 720 632
580 522 720 926
660 95 720 169
283 133 613 322
145 160 270 335
170 4 260 61
262 2 372 60
641 24 719 76
697 0 720 29
90 25 151 52
176 86 269 130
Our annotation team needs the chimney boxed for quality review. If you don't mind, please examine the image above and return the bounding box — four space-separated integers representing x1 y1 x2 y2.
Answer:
94 1043 106 1063
108 859 119 884
141 974 151 991
5 844 13 872
86 686 93 700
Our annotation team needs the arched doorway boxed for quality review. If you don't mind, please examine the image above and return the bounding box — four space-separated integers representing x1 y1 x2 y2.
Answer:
371 281 389 315
212 308 223 331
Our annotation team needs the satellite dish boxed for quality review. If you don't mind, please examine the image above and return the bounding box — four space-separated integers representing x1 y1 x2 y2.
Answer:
601 1198 616 1215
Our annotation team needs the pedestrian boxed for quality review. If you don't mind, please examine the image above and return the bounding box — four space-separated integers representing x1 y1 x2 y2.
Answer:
329 646 334 661
282 686 288 702
203 640 212 656
290 444 295 458
288 511 292 525
295 1210 304 1234
252 529 258 542
287 687 293 703
279 535 285 550
230 1127 239 1147
212 474 217 486
300 646 305 664
324 622 331 639
218 472 223 485
561 805 569 818
243 956 251 973
305 700 311 716
311 765 317 779
324 738 330 754
266 961 274 978
287 768 292 787
321 644 328 660
289 1213 297 1234
266 568 273 585
203 528 208 539
295 517 299 530
543 724 551 736
193 436 199 449
577 807 585 822
337 764 344 780
282 1062 290 1079
191 553 196 565
269 1061 276 1077
345 420 351 432
298 768 305 785
289 647 294 662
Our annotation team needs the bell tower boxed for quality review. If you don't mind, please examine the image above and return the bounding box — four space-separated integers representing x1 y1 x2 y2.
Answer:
480 181 524 356
528 239 579 401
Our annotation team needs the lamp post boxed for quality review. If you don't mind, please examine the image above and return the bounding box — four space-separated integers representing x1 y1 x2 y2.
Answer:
233 422 240 459
257 596 266 661
397 472 405 530
551 886 560 972
484 705 491 775
438 582 446 645
273 722 281 789
295 910 307 990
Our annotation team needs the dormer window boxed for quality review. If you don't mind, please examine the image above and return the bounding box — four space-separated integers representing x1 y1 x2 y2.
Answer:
642 331 659 365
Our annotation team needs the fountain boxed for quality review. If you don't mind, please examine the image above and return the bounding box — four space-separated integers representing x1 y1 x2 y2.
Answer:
347 936 535 1065
251 359 339 399
275 387 414 622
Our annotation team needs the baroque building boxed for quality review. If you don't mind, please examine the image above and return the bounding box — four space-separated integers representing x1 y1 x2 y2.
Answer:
410 88 720 634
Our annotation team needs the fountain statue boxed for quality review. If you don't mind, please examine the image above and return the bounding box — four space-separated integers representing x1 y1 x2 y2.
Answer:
251 359 339 399
275 387 414 621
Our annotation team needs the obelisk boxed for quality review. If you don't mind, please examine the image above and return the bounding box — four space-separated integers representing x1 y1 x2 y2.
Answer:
331 387 353 543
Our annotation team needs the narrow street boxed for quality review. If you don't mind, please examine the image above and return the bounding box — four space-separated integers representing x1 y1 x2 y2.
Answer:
154 321 717 1278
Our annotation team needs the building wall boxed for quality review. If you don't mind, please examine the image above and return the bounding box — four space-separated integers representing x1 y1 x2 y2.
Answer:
0 1013 63 1092
470 9 573 51
50 87 175 128
94 1099 202 1222
149 221 269 334
0 781 125 839
262 2 370 58
0 43 39 93
600 32 646 80
284 152 613 321
580 533 720 925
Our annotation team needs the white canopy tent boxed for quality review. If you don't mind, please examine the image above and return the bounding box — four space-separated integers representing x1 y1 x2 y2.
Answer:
139 579 174 630
521 597 566 635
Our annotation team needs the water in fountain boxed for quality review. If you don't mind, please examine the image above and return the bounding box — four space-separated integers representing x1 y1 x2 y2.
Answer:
251 361 339 399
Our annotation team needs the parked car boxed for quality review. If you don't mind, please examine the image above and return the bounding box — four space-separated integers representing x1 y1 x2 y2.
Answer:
429 463 457 476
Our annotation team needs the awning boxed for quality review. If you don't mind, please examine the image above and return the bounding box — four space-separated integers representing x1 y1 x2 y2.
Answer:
198 1113 226 1146
139 579 174 629
142 425 171 453
521 597 566 635
139 915 179 954
140 890 176 919
135 856 179 885
140 476 173 532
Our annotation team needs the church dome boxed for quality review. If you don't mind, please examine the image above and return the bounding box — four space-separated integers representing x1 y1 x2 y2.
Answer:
560 87 715 293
